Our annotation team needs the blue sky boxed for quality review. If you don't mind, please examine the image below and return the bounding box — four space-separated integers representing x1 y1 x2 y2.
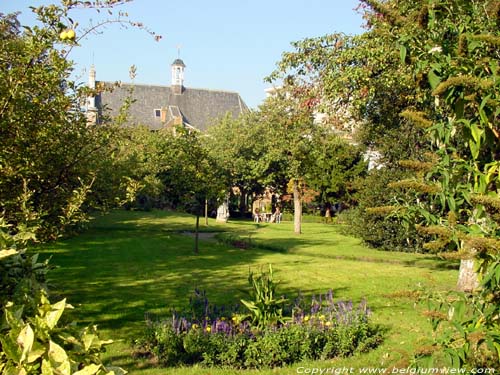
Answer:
2 0 364 108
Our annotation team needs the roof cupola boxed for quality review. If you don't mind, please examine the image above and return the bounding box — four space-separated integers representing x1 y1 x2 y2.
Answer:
171 58 185 95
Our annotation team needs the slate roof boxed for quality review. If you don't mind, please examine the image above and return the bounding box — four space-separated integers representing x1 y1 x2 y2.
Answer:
95 82 248 131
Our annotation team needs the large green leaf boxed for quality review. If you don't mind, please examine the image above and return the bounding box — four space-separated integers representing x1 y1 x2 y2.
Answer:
48 340 71 375
18 324 34 364
469 123 483 145
45 298 66 330
83 333 97 352
0 249 18 259
73 364 102 375
0 334 22 363
399 44 407 63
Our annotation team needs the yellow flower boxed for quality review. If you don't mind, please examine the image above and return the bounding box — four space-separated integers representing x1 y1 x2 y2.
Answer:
191 324 198 330
220 317 226 321
319 314 325 321
324 321 332 327
205 326 211 333
303 315 310 322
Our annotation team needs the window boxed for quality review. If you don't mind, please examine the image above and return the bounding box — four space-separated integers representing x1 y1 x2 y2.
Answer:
154 109 161 118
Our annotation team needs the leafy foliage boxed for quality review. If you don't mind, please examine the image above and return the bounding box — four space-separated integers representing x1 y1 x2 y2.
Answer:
205 112 270 209
0 221 124 374
308 132 367 207
355 0 500 367
1 294 124 375
415 258 500 369
0 0 162 240
240 265 288 328
157 127 228 215
268 0 499 367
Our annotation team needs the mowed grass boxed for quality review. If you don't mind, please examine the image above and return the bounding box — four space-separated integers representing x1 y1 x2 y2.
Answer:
36 209 459 374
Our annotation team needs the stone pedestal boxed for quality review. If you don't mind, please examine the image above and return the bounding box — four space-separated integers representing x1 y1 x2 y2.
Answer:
216 200 229 223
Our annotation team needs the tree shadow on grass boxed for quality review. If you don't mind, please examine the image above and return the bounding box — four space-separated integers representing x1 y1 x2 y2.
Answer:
38 215 335 340
34 209 455 374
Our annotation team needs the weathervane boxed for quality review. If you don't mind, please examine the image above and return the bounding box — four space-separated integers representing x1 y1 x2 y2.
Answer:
176 44 182 59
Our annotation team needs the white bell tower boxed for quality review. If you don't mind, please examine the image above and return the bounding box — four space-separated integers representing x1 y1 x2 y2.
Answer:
86 64 98 124
171 58 185 95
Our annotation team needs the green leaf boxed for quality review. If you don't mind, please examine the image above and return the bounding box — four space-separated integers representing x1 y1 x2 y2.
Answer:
83 333 97 351
0 249 19 259
18 324 35 364
469 140 480 160
41 359 54 375
73 364 102 375
27 343 45 364
0 334 22 363
399 45 407 63
469 123 483 144
46 298 66 330
494 342 500 360
447 196 456 212
3 304 24 331
428 70 441 90
48 340 70 375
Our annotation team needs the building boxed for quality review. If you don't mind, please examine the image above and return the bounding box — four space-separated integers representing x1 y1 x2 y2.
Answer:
87 58 248 131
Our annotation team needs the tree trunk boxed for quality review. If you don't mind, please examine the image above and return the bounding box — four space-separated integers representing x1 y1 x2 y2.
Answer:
194 213 200 254
456 258 479 292
239 189 247 215
293 179 302 234
204 199 208 226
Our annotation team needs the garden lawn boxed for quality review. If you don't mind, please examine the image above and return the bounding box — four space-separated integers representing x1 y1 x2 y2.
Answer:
36 209 458 374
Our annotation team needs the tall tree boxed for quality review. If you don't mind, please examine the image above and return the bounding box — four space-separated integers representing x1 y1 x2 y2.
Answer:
268 26 430 245
0 2 159 239
205 112 268 214
158 127 228 253
308 131 367 211
257 93 316 234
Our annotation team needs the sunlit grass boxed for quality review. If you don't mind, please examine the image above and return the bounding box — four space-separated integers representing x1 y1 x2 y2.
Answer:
36 209 458 374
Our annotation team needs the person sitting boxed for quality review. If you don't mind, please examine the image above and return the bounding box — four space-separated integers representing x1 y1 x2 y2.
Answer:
275 207 282 223
254 208 261 223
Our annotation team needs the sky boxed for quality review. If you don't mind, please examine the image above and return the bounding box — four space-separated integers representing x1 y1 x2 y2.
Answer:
1 0 365 108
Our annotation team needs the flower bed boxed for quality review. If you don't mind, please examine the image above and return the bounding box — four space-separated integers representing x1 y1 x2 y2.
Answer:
135 288 382 369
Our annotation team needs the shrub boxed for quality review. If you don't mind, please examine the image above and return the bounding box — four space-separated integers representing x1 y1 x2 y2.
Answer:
0 293 124 375
345 169 428 252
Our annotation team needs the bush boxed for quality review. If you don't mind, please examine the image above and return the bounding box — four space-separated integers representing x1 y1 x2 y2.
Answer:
344 169 428 252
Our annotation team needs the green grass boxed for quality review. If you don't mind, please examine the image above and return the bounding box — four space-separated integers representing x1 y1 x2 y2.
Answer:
36 209 459 374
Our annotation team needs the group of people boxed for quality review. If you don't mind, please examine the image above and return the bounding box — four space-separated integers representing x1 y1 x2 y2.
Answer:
253 207 282 223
